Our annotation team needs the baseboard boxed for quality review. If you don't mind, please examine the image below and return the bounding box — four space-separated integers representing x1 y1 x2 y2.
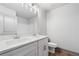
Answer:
56 47 79 56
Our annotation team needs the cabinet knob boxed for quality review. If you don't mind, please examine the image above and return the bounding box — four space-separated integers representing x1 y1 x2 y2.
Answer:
43 45 46 51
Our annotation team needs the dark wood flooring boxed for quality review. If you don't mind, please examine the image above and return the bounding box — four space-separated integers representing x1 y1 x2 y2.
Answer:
48 47 79 56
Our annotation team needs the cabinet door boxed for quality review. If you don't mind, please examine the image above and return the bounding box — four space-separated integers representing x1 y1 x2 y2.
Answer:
43 38 48 56
38 38 48 56
0 15 3 34
23 48 37 56
4 16 17 34
1 42 37 56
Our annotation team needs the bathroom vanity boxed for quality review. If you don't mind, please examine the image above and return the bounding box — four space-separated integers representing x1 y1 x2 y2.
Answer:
0 4 48 56
0 35 48 56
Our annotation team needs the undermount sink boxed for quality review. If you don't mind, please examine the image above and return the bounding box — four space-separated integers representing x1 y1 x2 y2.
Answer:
0 36 42 51
0 37 35 51
6 37 34 46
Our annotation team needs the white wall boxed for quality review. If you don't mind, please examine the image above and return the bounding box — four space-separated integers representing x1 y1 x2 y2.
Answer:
0 5 34 40
38 9 47 35
0 5 16 16
0 5 17 41
0 16 34 41
33 9 47 35
17 17 34 36
47 4 79 53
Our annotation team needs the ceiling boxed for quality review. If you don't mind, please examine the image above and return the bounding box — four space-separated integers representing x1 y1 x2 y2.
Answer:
0 3 36 19
39 3 68 11
0 3 68 19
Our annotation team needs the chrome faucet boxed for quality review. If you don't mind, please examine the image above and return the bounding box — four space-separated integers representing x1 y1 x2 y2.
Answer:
14 33 20 39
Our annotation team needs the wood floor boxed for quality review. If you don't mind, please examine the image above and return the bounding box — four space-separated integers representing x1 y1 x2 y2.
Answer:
48 47 79 56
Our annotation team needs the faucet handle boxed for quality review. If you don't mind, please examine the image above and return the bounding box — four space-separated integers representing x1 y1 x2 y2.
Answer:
14 33 17 35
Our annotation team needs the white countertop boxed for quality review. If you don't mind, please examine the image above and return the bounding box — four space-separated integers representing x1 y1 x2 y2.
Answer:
0 35 47 53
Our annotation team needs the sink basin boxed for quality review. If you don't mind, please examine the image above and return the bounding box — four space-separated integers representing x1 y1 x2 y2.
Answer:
0 35 45 51
0 37 33 51
6 37 34 46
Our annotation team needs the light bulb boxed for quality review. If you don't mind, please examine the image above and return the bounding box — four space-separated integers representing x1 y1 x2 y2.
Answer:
22 3 39 15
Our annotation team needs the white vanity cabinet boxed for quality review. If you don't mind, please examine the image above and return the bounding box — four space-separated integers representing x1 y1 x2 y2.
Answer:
0 37 48 56
1 42 37 56
38 38 48 56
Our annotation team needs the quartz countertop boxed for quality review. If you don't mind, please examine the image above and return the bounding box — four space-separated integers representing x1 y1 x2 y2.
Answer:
0 35 48 54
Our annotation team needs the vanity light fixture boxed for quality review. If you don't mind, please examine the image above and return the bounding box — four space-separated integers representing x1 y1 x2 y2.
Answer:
22 3 39 15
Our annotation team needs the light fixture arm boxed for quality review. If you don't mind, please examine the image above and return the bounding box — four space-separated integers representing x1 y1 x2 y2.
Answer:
22 3 39 15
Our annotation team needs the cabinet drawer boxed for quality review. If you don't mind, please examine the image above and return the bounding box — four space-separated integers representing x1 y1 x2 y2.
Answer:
1 42 37 56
